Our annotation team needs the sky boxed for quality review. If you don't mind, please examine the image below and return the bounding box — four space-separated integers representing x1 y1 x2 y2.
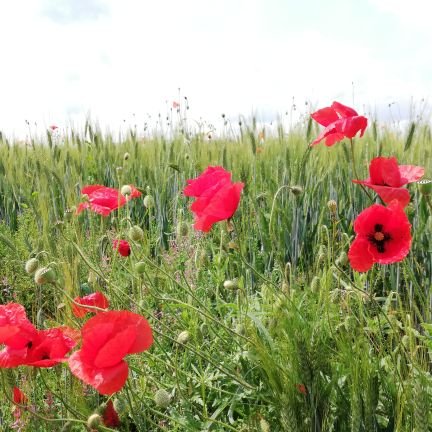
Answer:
0 0 431 137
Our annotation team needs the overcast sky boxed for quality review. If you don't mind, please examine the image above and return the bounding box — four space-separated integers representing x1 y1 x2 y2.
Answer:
0 0 431 137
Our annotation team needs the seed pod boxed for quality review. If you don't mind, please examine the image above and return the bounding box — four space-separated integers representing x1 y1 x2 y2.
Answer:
154 389 171 408
25 258 39 275
34 267 56 285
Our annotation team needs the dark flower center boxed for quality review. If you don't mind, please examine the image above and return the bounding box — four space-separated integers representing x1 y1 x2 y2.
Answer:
368 224 391 253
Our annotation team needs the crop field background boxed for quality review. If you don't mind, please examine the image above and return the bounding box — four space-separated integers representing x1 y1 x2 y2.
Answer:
0 115 432 431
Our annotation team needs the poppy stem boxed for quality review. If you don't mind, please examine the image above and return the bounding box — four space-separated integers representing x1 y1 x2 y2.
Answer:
349 138 374 202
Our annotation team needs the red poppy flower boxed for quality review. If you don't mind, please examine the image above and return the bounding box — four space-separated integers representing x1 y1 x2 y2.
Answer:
76 185 141 216
113 239 131 257
103 400 121 427
49 125 58 131
183 166 244 232
72 292 109 318
68 311 153 395
13 387 28 405
0 327 76 368
353 156 424 207
310 101 368 146
348 201 412 272
296 384 307 395
0 303 37 350
172 101 180 109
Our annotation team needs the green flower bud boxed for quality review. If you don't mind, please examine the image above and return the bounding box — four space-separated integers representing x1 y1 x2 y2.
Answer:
129 225 144 241
290 185 303 196
34 267 56 285
143 195 155 208
176 330 190 345
259 418 271 432
418 179 432 196
154 389 171 408
123 152 130 161
87 413 102 429
223 279 238 290
25 258 39 275
134 261 146 274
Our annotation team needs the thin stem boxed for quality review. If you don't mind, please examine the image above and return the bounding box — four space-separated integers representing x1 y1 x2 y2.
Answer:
349 138 374 202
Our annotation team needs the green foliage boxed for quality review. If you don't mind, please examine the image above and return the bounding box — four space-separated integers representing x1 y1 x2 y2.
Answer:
0 120 431 431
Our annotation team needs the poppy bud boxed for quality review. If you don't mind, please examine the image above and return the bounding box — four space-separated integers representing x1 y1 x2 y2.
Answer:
290 186 303 196
259 418 270 432
87 413 102 429
121 185 132 196
123 152 130 161
223 279 238 290
176 222 189 237
327 199 337 214
134 261 146 274
25 258 39 275
129 225 144 241
144 195 155 208
418 179 432 196
154 389 171 408
176 330 190 345
34 267 56 285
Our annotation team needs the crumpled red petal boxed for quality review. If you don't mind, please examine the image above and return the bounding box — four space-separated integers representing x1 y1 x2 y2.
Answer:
72 292 109 318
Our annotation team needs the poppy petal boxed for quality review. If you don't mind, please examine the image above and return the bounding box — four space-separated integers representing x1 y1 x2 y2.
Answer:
68 351 129 395
353 182 411 207
310 107 339 127
72 292 109 318
398 165 425 184
331 101 358 118
348 237 374 272
184 166 231 197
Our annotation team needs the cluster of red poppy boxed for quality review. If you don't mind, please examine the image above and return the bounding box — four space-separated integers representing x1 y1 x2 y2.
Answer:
0 302 153 395
311 101 424 272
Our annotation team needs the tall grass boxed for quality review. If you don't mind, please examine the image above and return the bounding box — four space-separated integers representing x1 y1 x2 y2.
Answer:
0 118 431 431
